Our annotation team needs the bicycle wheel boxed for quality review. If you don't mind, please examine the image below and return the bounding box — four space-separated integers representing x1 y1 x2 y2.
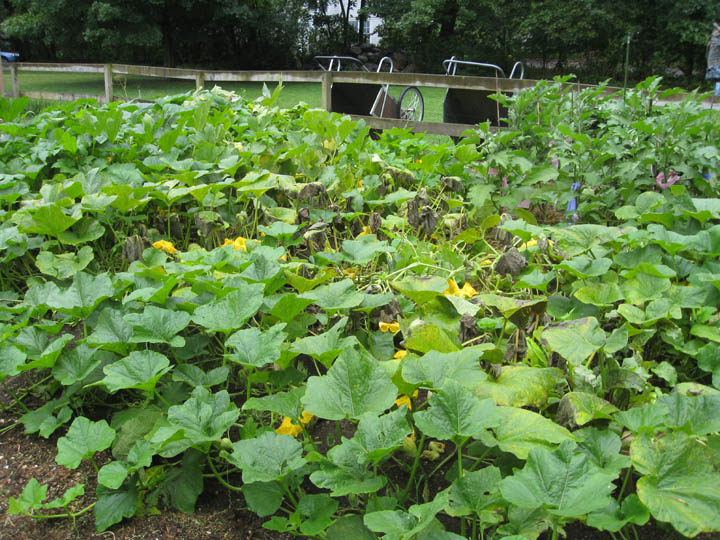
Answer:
398 86 424 121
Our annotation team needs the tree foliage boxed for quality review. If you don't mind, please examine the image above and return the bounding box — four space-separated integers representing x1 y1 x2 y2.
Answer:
1 0 720 84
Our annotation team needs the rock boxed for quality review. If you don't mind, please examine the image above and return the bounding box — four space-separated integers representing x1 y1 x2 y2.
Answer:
350 45 363 56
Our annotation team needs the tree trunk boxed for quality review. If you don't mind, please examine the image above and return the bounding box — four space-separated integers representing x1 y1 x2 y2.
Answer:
359 0 366 44
438 0 459 39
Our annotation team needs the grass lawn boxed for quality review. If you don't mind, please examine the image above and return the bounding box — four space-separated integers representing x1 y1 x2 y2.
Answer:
3 69 449 123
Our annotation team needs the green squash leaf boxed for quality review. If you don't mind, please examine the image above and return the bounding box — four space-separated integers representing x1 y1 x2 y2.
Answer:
414 380 498 443
99 350 171 394
221 431 306 483
500 440 617 517
56 416 116 469
302 347 398 421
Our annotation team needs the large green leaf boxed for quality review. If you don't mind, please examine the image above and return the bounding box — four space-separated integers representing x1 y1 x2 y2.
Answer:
391 276 448 306
36 246 94 279
557 256 613 278
659 392 720 435
414 380 498 443
227 322 287 367
87 308 133 353
243 386 305 419
241 481 284 518
167 387 240 444
298 493 340 536
300 278 365 312
99 350 172 394
302 347 398 420
364 491 449 540
488 406 574 459
344 407 411 465
500 440 617 517
557 392 618 426
587 495 649 532
310 442 387 496
404 321 459 354
342 236 395 265
0 343 26 381
192 285 264 333
443 466 503 521
632 432 720 537
221 431 306 483
52 343 102 386
401 348 490 390
542 317 606 365
95 482 139 532
44 271 114 317
471 366 563 408
56 416 116 469
574 427 631 475
290 318 356 367
20 203 80 237
125 305 191 347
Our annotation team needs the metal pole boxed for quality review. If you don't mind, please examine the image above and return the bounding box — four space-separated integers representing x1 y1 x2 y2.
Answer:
0 62 5 98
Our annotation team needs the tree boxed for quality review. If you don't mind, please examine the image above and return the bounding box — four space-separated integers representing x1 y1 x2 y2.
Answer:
2 0 92 61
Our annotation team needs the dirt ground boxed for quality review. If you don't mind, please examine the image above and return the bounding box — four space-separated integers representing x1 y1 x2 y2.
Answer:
2 374 720 540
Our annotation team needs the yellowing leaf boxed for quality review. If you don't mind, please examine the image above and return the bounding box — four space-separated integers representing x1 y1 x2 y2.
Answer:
152 240 177 255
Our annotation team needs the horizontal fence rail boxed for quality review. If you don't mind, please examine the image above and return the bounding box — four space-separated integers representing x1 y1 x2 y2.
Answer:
1 62 717 137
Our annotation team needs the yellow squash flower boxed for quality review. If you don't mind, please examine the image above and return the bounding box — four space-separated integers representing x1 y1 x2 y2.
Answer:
275 417 302 437
221 236 248 252
379 321 401 333
275 410 314 438
152 240 178 255
394 389 419 410
393 349 407 360
479 259 493 267
444 279 477 299
357 226 372 237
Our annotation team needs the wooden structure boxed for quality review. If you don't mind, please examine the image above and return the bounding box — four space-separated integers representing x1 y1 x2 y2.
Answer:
1 62 716 137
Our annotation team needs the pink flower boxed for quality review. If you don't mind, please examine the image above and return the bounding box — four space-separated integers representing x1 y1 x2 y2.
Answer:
656 169 681 190
489 168 499 175
551 156 559 168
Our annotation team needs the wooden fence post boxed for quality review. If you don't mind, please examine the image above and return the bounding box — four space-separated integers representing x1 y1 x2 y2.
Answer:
104 64 113 103
10 64 19 98
195 71 205 90
321 71 332 113
0 62 5 98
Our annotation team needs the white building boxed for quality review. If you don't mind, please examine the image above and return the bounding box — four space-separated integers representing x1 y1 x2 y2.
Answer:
314 2 382 45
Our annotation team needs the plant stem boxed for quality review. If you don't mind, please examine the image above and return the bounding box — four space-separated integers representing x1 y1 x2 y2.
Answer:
400 432 425 502
20 501 96 520
1 380 31 413
206 456 243 491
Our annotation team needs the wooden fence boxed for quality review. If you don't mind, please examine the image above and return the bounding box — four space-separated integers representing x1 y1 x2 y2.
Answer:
1 62 715 137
